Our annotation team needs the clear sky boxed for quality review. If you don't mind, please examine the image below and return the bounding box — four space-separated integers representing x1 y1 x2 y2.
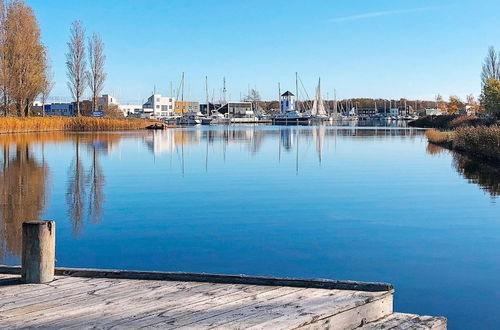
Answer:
28 0 500 104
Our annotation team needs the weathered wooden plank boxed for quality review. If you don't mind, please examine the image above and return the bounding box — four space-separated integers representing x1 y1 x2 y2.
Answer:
0 265 393 292
56 284 273 329
0 276 104 301
195 289 353 329
213 290 389 330
0 279 202 327
138 287 310 329
0 277 127 309
87 285 285 329
295 292 393 330
357 312 447 330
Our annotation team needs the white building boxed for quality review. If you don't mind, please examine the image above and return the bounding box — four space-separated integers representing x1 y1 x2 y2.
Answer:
280 91 295 113
98 94 118 110
119 104 142 117
142 94 176 118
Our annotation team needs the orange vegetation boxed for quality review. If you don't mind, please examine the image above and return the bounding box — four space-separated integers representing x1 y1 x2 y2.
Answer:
0 116 151 134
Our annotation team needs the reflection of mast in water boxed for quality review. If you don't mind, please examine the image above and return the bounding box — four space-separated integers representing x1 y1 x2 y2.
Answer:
205 130 209 172
296 128 299 175
313 126 325 165
181 129 185 177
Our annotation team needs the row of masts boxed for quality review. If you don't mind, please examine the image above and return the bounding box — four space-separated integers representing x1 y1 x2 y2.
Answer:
162 72 426 115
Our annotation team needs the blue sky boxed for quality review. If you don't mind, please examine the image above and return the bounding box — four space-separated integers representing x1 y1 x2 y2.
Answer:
29 0 500 103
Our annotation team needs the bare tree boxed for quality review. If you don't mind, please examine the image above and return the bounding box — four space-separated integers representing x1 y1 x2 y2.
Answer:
4 1 47 117
481 46 500 86
244 88 261 113
0 0 7 117
66 20 87 116
87 33 106 112
40 62 54 116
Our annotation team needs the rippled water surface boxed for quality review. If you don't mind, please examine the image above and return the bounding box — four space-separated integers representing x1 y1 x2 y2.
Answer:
0 126 498 329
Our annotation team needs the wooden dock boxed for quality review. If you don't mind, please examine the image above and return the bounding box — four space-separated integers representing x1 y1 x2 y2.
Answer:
0 266 446 329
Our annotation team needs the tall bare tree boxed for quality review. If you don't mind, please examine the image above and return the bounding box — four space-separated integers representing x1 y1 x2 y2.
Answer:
481 46 500 86
87 33 106 112
0 0 8 117
66 20 87 116
40 61 54 116
4 0 47 117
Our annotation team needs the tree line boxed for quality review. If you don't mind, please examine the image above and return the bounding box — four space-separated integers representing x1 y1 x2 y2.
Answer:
480 46 500 119
0 0 107 117
0 0 49 116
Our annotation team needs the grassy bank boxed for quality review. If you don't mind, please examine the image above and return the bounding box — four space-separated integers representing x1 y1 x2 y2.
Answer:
0 117 152 134
410 115 495 129
426 126 500 162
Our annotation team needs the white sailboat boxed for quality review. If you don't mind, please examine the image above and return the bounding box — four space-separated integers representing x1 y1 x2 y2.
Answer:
309 78 328 122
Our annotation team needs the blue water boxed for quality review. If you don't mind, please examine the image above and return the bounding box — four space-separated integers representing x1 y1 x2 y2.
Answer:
0 126 498 329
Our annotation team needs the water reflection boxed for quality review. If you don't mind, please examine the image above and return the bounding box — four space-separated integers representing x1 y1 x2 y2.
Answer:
426 143 500 197
7 128 495 262
0 132 123 261
0 141 48 259
453 153 500 197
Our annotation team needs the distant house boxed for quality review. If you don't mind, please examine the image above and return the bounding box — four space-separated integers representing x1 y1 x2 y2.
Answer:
459 105 474 116
119 104 142 117
425 108 442 116
174 101 200 115
44 103 76 116
218 102 253 117
98 94 119 111
142 94 176 118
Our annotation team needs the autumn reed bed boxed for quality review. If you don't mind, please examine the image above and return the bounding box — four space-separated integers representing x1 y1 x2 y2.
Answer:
0 117 151 134
426 126 500 163
410 115 495 129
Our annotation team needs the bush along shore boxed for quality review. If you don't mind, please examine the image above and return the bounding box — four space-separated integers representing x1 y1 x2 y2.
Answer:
409 114 496 129
0 117 152 134
426 126 500 163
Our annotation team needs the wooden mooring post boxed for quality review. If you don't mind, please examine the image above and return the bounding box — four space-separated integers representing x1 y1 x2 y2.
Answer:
21 220 56 284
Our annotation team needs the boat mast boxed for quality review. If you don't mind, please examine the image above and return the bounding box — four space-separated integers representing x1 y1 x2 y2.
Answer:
278 82 281 113
295 72 299 112
334 89 337 116
205 76 209 116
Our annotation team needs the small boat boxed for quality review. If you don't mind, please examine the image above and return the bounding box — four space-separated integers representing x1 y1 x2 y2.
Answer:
202 112 230 125
146 123 166 130
176 112 202 125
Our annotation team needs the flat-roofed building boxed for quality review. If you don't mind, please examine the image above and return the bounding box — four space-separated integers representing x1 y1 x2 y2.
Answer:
218 102 253 117
119 104 142 117
143 94 176 118
44 103 76 116
174 101 200 115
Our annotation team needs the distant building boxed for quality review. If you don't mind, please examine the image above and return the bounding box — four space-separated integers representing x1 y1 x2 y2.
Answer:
425 108 442 116
459 105 474 116
98 94 118 110
44 103 76 116
218 102 253 117
174 101 200 115
200 103 222 115
142 94 176 118
280 91 295 113
119 104 142 117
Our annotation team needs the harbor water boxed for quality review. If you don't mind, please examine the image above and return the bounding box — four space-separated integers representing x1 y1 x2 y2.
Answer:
0 125 498 329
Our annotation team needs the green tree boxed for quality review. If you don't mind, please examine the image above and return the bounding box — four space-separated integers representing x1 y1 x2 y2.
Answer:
480 78 500 119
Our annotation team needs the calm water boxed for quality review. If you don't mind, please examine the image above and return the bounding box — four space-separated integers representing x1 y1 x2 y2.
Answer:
0 126 499 329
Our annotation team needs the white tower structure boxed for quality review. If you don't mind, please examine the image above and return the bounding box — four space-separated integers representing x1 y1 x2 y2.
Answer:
280 91 295 113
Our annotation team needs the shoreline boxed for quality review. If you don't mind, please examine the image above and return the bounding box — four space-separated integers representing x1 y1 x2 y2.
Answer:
0 116 153 134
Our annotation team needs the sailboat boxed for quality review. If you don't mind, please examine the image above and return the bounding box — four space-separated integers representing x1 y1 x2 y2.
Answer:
308 78 328 123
